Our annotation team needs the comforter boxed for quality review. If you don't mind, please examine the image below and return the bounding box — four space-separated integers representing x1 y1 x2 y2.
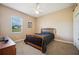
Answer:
25 32 54 47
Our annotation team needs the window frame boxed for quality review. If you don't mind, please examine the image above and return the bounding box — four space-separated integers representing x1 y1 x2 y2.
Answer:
11 16 23 33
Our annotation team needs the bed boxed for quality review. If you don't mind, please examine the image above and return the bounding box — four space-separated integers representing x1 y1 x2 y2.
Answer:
24 28 56 53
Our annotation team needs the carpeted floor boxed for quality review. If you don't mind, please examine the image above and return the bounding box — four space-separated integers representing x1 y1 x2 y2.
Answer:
16 40 79 55
16 40 44 55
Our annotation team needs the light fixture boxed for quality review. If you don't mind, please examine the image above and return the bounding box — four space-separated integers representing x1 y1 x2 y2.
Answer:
35 10 39 14
34 3 40 14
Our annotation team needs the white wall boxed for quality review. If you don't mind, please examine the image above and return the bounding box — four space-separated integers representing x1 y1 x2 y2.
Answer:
36 6 73 42
0 5 36 41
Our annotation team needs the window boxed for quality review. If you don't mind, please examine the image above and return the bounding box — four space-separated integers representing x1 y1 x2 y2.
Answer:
11 16 23 33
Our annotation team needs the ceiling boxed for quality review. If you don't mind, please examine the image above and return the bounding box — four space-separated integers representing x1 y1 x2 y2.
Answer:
2 3 74 17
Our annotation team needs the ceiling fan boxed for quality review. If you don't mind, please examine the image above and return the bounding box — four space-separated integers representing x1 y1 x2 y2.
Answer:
33 3 42 14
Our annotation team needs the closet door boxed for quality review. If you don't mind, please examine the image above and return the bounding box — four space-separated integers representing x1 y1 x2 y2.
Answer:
74 12 79 49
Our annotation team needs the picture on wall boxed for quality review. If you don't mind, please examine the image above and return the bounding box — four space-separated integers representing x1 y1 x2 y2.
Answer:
28 22 32 28
11 16 22 33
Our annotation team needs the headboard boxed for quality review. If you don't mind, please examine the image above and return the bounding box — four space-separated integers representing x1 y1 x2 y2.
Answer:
41 28 56 34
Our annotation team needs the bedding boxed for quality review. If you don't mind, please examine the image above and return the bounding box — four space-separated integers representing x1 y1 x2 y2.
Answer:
25 35 42 47
36 32 54 45
26 32 54 47
24 28 55 53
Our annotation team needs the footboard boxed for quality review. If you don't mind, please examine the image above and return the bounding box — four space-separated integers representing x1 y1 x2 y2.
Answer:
24 34 47 53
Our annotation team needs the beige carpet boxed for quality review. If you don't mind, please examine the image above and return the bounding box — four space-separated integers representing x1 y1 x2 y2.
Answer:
16 40 44 55
16 40 79 55
47 41 79 55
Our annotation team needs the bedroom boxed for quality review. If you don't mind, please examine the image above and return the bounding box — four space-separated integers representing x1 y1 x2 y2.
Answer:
0 3 79 55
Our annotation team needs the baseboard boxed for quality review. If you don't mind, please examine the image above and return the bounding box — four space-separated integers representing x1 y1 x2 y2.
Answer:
55 39 73 44
14 38 73 44
14 39 24 43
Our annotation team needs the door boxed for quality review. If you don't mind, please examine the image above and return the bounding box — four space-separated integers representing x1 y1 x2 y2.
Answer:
74 12 79 49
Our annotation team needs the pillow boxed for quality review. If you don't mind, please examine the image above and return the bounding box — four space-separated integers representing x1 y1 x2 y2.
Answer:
42 32 51 34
